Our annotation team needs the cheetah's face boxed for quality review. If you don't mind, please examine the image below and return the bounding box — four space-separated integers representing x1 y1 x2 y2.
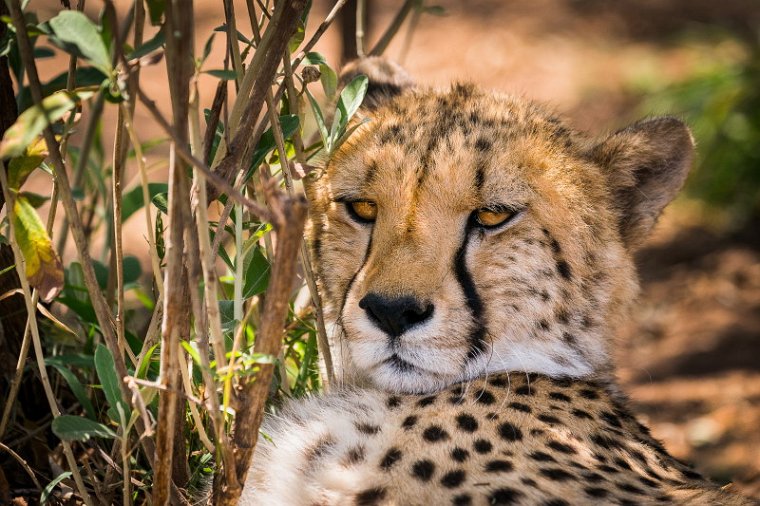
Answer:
308 63 693 394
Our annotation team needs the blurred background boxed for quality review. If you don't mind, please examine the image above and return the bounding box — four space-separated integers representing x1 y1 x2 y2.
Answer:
3 0 760 499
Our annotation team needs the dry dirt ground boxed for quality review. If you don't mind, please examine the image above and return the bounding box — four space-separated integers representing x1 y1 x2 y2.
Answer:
7 0 760 501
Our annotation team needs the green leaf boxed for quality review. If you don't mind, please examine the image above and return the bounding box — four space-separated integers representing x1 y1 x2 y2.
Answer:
12 195 63 302
337 74 369 128
46 362 96 419
152 192 169 214
305 89 329 152
47 11 111 74
128 28 165 60
18 191 49 208
288 20 305 53
423 5 447 16
249 115 300 170
0 89 94 159
121 182 168 222
204 69 238 81
52 415 117 441
243 246 270 298
145 0 166 25
40 471 72 504
94 344 128 423
212 24 251 44
7 136 47 189
320 63 338 99
201 33 215 64
17 66 107 113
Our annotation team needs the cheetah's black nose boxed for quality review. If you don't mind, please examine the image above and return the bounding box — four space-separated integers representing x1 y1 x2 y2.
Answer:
359 293 434 338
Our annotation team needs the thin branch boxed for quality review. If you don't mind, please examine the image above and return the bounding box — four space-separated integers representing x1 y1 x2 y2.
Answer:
0 441 42 490
217 195 308 505
292 0 349 68
135 85 273 222
369 0 417 56
281 53 335 388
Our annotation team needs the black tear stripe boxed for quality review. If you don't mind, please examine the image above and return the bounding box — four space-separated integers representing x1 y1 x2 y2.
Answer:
454 223 487 360
338 235 374 321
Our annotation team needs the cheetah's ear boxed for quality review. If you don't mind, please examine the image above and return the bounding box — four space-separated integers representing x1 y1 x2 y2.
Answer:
339 57 414 110
590 117 695 250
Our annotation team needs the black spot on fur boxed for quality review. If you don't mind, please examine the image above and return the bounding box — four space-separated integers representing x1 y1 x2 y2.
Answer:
475 390 496 405
475 137 492 151
639 477 660 488
448 394 466 405
538 414 563 426
572 409 593 420
498 422 523 442
547 441 576 454
456 414 479 432
538 319 550 331
485 460 514 473
386 396 401 409
582 471 605 483
441 470 467 488
488 376 509 387
540 468 574 481
614 457 632 471
402 415 418 430
473 439 493 454
344 445 365 465
515 385 533 396
543 500 569 506
601 411 622 428
417 395 436 407
617 483 645 495
681 468 703 480
598 464 620 474
488 488 523 505
380 447 402 470
451 447 469 462
411 460 435 481
529 451 556 463
355 422 381 435
557 260 573 280
355 487 387 506
579 388 599 400
549 392 572 402
509 402 532 413
422 425 449 442
453 493 472 506
584 487 609 498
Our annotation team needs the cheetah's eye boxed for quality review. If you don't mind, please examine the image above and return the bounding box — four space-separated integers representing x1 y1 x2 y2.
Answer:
473 206 517 229
346 200 378 224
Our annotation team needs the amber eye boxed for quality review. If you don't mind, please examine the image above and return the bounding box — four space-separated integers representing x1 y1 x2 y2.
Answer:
474 207 516 229
346 200 378 223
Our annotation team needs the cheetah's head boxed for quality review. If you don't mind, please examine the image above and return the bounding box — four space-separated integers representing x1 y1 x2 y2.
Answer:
307 58 694 394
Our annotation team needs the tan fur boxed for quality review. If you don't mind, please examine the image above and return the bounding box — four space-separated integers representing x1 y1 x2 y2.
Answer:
238 59 754 505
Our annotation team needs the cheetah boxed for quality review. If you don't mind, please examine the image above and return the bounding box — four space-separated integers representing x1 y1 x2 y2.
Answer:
239 58 755 505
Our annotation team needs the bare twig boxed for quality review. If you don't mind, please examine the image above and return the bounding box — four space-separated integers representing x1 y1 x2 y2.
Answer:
135 85 273 222
292 0 349 69
152 0 194 501
216 195 308 505
0 441 42 490
205 0 308 202
281 53 335 387
369 0 416 56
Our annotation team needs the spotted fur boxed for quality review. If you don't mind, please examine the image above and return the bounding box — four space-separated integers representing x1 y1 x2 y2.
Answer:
238 58 753 505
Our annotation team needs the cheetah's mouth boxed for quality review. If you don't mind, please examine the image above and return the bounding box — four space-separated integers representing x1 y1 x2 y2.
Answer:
384 354 417 372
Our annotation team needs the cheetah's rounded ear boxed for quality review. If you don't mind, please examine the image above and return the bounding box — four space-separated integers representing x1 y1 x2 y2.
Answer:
590 117 695 250
339 57 414 110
